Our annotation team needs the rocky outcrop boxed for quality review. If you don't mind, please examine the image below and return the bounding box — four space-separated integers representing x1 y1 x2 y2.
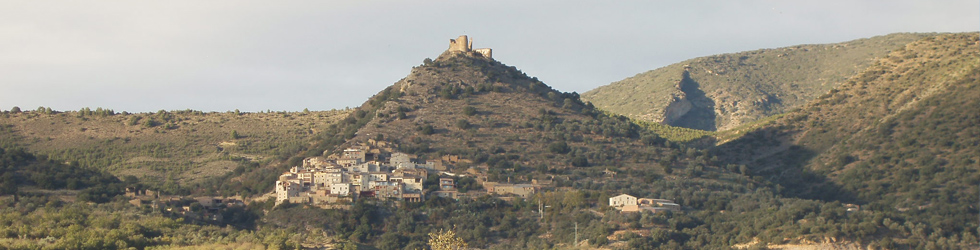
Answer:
661 93 692 124
662 70 718 131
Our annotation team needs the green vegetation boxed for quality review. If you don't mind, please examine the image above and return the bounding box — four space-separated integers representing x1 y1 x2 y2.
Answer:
583 32 935 131
632 118 713 143
0 194 332 250
351 52 691 186
715 32 980 249
0 146 122 202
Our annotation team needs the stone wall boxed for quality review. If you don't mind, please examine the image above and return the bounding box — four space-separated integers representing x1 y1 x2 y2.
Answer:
448 35 471 52
447 35 492 58
474 48 492 58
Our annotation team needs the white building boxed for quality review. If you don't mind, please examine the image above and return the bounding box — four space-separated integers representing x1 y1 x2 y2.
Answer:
331 183 352 196
390 153 412 166
609 194 637 207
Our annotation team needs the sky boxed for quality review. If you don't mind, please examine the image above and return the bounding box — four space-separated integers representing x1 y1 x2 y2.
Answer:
1 0 977 113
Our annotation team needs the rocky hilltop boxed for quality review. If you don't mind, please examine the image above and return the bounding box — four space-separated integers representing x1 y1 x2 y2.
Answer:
317 36 690 180
583 33 934 131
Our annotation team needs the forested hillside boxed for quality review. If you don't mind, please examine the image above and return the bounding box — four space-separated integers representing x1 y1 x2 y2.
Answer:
583 33 933 131
716 32 980 249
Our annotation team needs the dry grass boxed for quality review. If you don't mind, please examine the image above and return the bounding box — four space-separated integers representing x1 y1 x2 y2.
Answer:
0 109 350 185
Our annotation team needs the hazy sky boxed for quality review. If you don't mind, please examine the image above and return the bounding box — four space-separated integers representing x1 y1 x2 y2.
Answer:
2 1 977 112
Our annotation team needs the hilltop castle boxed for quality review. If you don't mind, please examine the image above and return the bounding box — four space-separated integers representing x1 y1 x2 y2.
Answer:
447 35 492 58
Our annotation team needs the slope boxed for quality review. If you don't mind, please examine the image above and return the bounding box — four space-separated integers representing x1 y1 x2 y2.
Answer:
582 32 934 131
0 109 349 194
329 49 695 181
715 32 980 248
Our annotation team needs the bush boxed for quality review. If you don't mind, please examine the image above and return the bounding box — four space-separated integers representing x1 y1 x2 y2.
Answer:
571 156 589 167
463 106 477 116
548 142 570 154
420 125 435 135
456 119 471 129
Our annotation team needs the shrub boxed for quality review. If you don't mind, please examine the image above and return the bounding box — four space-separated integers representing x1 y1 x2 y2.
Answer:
463 106 477 116
548 142 570 154
571 156 589 167
420 125 435 135
455 119 471 129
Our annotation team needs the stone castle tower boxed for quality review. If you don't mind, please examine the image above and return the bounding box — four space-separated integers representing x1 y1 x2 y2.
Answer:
448 35 492 58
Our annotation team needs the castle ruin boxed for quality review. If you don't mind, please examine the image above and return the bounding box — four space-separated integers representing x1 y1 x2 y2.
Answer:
448 35 492 58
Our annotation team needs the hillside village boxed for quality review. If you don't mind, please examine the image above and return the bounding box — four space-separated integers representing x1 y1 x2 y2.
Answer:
274 139 551 207
274 138 690 214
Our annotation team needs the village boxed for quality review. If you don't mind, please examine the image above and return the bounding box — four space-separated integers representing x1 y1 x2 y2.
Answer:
274 139 551 207
121 138 688 223
274 139 689 215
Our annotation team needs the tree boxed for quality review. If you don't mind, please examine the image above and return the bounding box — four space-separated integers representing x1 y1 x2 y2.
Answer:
342 241 360 250
231 130 241 139
548 141 571 154
571 155 589 167
377 232 403 250
0 173 17 195
9 106 20 113
428 229 468 250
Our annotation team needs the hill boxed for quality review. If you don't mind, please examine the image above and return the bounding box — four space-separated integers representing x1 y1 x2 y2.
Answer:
715 32 980 249
582 33 934 131
328 49 689 179
270 37 947 249
0 109 349 195
281 38 783 249
3 34 976 249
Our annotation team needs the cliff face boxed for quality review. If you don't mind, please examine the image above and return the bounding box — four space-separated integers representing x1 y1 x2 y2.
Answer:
582 33 934 131
661 93 691 124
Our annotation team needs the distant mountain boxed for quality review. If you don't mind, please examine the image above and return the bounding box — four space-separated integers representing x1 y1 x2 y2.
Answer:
582 33 935 131
715 32 979 247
